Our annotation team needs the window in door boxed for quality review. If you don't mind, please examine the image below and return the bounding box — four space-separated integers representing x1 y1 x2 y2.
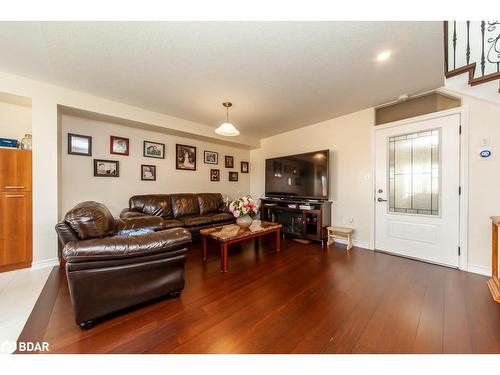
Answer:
388 129 440 216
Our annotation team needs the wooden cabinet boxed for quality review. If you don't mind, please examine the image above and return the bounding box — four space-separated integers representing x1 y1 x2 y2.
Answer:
0 149 32 273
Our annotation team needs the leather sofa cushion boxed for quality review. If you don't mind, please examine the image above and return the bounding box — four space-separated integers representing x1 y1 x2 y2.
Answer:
163 219 185 229
208 212 234 222
64 201 115 240
171 194 200 218
63 228 192 263
197 193 223 214
120 209 149 219
179 215 212 227
129 194 173 219
114 216 166 232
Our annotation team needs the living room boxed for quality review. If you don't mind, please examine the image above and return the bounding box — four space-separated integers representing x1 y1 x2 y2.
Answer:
1 1 500 373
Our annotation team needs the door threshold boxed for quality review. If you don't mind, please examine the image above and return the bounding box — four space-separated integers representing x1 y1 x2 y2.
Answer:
374 249 458 270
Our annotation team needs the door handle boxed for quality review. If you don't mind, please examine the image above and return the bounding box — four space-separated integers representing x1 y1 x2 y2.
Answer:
4 186 25 189
5 194 25 198
377 197 388 202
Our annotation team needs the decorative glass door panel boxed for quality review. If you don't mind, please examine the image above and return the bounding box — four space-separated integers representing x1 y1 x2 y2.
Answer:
388 129 440 216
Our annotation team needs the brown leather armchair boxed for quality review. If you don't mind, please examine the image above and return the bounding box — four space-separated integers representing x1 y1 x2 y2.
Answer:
55 201 192 329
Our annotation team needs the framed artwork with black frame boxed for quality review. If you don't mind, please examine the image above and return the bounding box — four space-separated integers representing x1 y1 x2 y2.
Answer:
241 161 249 173
204 150 218 164
110 136 129 156
143 140 165 159
210 169 220 182
141 164 156 181
229 171 238 182
94 159 119 177
176 144 197 170
225 155 234 168
68 133 92 156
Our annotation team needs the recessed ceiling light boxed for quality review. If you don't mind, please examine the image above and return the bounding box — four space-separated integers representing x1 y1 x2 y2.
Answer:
376 50 391 62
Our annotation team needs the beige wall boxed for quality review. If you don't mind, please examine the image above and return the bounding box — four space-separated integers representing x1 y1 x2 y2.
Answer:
61 115 250 216
250 108 375 248
0 101 31 141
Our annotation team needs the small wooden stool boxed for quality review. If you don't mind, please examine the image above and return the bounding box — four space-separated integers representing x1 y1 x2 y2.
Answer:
327 226 354 250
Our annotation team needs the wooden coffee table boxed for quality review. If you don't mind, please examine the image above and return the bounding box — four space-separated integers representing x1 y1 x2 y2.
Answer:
200 220 282 272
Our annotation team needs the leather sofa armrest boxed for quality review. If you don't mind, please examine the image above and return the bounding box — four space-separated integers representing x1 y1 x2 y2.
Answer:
218 201 230 213
120 208 148 219
63 228 192 263
114 216 165 232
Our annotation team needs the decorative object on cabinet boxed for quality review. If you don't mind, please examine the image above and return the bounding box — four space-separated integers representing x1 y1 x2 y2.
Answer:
94 159 119 177
143 140 165 159
0 138 19 149
141 165 156 181
110 136 129 156
225 155 234 168
241 161 249 173
229 171 238 181
0 148 32 273
176 144 196 170
20 134 32 150
204 150 218 164
210 169 220 181
68 133 92 156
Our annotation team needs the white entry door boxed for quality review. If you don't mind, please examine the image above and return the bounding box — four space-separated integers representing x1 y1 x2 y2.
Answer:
375 113 460 268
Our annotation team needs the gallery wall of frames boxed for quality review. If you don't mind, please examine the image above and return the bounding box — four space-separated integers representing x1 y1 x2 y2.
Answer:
61 115 251 216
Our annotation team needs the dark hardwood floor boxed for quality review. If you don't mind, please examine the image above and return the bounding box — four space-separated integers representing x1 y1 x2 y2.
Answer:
21 237 500 354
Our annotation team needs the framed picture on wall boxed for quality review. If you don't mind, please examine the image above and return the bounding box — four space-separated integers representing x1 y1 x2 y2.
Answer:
141 164 156 181
241 161 249 173
110 136 129 156
225 155 234 168
94 159 119 177
204 150 218 164
176 144 196 170
210 169 220 182
143 140 165 159
68 133 92 156
229 171 238 182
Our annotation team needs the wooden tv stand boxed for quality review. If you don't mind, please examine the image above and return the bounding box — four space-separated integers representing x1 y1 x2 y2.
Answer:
259 197 332 246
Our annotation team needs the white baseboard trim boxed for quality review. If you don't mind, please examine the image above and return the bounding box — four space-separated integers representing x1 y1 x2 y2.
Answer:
31 258 59 270
332 238 372 251
467 264 491 277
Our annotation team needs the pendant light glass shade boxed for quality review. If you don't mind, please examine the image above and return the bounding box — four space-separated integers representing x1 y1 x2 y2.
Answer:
215 102 240 136
215 122 240 136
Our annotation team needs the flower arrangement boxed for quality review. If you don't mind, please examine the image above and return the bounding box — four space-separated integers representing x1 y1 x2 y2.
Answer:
229 195 259 218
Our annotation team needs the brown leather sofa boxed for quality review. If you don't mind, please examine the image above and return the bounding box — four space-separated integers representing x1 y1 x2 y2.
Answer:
120 193 235 238
55 201 192 329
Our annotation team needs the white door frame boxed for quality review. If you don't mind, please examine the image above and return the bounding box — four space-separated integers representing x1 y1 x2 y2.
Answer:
370 106 469 271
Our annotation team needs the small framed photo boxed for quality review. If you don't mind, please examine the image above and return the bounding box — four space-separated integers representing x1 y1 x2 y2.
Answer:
68 133 92 156
94 159 119 177
176 144 197 170
210 169 220 182
143 140 165 159
204 150 218 164
141 164 156 181
241 161 249 173
229 171 238 182
110 136 129 156
225 155 234 168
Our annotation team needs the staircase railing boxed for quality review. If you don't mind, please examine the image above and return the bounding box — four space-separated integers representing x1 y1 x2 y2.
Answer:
444 21 500 90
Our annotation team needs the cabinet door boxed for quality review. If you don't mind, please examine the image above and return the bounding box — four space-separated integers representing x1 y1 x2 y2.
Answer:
0 149 32 191
0 192 32 270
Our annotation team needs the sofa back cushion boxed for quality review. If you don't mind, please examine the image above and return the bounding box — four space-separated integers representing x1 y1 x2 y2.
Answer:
129 194 173 219
171 194 200 218
197 193 223 214
64 201 115 240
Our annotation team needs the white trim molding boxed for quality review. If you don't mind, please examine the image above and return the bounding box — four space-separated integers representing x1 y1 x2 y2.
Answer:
331 238 372 251
467 264 491 277
31 257 59 270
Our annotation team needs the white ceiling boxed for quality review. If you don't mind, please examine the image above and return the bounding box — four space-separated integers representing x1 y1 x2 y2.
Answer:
0 21 444 138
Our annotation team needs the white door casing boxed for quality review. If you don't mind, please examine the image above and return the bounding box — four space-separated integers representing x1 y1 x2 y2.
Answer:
375 113 461 268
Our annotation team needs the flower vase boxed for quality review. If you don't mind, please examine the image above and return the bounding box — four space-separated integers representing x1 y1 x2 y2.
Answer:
236 214 253 228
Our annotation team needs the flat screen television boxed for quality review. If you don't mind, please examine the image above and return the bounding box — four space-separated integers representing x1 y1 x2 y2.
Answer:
265 150 329 200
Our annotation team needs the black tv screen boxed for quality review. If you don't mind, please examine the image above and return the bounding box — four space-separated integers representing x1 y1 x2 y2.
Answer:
265 150 329 200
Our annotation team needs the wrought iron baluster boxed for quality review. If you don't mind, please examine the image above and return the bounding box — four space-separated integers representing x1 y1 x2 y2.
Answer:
481 21 486 76
466 21 471 64
453 21 457 69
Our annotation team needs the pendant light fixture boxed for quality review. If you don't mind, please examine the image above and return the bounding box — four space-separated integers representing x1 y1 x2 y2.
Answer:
215 102 240 137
